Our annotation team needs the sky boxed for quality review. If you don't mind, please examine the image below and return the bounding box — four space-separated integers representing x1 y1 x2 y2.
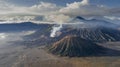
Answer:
0 0 120 24
4 0 120 7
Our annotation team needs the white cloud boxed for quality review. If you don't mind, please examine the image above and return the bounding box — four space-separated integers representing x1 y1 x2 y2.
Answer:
104 16 120 20
59 0 120 16
44 14 72 23
0 2 61 23
0 16 35 21
28 2 60 14
0 1 59 15
0 0 120 17
0 0 120 24
103 16 120 24
0 1 15 14
81 0 89 5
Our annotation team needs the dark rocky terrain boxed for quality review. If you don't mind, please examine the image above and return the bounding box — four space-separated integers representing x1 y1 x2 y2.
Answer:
0 22 53 32
48 35 120 57
59 27 120 42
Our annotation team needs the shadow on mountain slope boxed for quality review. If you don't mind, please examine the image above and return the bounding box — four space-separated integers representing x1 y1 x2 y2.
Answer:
48 35 120 57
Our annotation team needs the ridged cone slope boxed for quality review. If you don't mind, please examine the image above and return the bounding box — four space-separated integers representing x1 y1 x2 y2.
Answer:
49 35 107 57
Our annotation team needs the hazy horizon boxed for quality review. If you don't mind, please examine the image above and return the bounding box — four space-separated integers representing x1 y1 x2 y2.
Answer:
0 0 119 24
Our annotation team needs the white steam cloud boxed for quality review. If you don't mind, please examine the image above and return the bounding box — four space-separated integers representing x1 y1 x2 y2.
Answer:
50 24 63 37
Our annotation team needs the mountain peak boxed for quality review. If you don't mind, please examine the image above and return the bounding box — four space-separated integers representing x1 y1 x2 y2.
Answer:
48 35 108 57
76 16 85 20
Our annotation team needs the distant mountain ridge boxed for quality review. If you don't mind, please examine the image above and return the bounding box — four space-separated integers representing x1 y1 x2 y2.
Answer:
74 16 119 28
0 22 51 32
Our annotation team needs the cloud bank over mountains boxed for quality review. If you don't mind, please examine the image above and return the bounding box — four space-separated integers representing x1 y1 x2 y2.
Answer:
0 0 120 24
